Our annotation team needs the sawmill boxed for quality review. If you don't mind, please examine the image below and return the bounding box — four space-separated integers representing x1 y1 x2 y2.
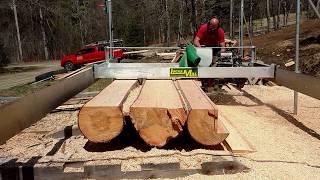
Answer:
1 0 320 179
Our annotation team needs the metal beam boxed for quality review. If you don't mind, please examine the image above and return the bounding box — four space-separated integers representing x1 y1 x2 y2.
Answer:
294 0 301 115
107 46 256 50
230 0 233 39
240 0 244 57
94 63 275 79
107 0 113 60
0 67 95 145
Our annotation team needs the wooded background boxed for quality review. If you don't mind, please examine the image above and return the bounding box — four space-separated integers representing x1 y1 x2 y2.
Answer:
0 0 318 65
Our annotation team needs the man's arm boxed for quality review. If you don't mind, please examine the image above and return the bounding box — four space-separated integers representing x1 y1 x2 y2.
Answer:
193 37 201 47
218 28 226 52
220 42 226 52
194 25 204 47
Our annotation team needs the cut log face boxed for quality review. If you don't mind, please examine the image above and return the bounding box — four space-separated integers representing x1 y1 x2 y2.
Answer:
78 80 137 143
177 80 229 146
130 80 187 147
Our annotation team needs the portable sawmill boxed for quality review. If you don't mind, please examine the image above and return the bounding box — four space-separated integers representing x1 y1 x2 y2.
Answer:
0 45 320 147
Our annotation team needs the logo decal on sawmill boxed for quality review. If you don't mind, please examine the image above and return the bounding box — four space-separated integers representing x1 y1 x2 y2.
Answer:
170 68 198 77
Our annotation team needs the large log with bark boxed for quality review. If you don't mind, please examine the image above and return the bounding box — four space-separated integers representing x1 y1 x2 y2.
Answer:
130 80 187 147
78 80 138 143
176 80 229 145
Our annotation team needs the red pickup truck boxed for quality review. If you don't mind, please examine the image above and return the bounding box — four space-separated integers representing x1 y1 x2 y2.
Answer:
61 43 125 71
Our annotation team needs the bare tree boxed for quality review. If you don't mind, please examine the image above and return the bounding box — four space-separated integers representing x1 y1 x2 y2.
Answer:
190 0 197 34
266 0 271 32
178 0 184 44
165 0 170 46
39 7 49 60
249 0 254 36
12 0 23 62
277 0 281 29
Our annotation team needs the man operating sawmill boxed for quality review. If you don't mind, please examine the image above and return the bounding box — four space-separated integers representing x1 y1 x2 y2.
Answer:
193 17 226 54
193 17 227 91
172 17 229 64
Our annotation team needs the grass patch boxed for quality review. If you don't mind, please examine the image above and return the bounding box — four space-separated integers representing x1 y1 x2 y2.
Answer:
85 79 113 92
0 66 42 75
0 78 113 97
0 81 55 97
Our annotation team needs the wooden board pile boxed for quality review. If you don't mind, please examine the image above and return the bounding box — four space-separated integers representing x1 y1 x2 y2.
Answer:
78 79 230 147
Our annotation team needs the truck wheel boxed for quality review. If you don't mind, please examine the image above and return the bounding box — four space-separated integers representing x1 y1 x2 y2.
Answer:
64 62 75 71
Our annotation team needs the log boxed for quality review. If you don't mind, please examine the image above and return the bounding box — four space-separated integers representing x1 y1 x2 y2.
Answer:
78 80 138 143
176 80 229 145
130 80 187 147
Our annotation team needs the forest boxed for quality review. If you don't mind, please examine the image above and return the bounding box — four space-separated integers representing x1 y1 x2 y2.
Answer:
0 0 318 65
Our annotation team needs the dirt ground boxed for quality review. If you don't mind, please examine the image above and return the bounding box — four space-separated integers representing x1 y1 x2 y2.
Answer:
248 20 320 77
0 84 319 179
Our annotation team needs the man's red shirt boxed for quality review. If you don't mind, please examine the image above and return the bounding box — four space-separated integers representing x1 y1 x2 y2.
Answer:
196 23 225 46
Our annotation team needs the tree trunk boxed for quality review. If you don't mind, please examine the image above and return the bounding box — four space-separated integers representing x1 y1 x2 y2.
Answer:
230 0 234 38
277 0 281 29
12 0 23 62
285 1 293 26
39 8 49 60
130 80 187 147
165 0 170 46
159 21 162 44
191 0 197 34
266 0 271 32
79 80 138 143
282 0 287 26
76 0 84 46
177 80 229 145
249 0 254 37
143 15 146 45
178 0 184 44
271 0 277 30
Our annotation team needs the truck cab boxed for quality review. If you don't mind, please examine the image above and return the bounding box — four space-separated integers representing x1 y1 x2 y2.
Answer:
61 40 125 71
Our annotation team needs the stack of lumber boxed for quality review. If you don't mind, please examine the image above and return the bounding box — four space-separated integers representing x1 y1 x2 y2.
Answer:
78 79 230 147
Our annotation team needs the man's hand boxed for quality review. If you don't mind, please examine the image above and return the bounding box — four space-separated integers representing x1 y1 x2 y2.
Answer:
171 49 185 63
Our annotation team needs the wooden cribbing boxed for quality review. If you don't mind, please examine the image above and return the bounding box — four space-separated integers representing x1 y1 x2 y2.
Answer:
176 80 229 145
130 80 187 147
78 80 138 143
